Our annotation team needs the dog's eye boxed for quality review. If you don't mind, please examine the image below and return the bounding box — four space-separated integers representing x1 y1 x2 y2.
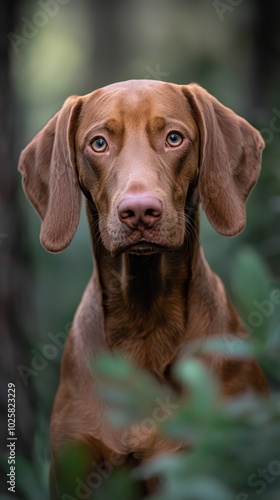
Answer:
166 132 183 147
91 137 107 152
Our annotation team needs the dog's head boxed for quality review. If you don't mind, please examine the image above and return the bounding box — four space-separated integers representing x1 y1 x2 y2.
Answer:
19 80 264 254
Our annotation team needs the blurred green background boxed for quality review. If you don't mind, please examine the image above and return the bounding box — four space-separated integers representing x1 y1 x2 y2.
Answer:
1 0 280 498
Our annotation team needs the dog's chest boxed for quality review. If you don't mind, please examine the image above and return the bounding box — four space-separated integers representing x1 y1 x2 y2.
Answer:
105 303 187 374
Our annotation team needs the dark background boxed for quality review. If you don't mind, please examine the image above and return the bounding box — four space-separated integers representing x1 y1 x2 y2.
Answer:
1 1 280 498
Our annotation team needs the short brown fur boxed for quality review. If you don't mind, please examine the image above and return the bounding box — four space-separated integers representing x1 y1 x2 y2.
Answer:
19 80 268 498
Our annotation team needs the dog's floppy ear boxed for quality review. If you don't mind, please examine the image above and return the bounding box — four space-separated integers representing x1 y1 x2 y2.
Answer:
19 96 82 252
183 84 264 236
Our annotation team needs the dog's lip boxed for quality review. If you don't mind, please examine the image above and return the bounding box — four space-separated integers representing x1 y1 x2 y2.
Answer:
114 239 170 256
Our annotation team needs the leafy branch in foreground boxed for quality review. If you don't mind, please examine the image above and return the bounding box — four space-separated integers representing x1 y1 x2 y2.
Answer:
94 338 280 500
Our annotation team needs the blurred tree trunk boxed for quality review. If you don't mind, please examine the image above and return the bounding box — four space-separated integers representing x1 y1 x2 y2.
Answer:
251 0 280 113
0 0 34 492
87 0 134 88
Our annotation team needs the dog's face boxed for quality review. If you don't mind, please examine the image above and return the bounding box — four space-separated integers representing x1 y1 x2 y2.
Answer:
76 81 199 255
18 80 264 254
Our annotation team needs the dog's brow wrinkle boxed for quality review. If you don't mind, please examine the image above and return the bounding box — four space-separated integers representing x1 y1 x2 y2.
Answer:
104 118 122 134
150 117 166 132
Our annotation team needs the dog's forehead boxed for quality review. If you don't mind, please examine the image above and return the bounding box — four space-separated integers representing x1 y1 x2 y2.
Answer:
79 80 193 130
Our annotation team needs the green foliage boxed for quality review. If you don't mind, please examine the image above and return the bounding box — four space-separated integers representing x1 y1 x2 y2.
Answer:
94 354 171 426
91 251 280 499
231 247 272 319
231 247 280 381
94 353 280 500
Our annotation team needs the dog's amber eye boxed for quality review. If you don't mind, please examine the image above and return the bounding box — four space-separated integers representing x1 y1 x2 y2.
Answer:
91 137 107 152
166 132 183 147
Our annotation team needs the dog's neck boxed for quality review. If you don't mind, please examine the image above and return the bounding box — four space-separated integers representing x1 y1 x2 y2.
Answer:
99 247 195 311
86 200 200 373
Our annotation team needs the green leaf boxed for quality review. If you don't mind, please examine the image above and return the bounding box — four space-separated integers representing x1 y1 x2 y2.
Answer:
198 335 255 358
174 359 220 412
94 353 135 380
231 247 272 316
93 353 173 425
166 476 234 500
231 247 274 349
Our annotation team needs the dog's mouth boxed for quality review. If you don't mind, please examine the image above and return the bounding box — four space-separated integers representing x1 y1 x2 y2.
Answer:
115 239 170 256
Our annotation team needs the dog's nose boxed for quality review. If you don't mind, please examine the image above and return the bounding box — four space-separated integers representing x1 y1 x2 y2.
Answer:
118 193 163 229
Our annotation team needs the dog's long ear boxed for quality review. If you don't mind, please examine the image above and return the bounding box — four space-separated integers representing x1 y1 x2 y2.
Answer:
19 96 83 252
182 84 264 236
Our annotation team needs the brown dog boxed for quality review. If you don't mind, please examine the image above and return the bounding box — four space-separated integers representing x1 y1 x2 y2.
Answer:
19 80 268 498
